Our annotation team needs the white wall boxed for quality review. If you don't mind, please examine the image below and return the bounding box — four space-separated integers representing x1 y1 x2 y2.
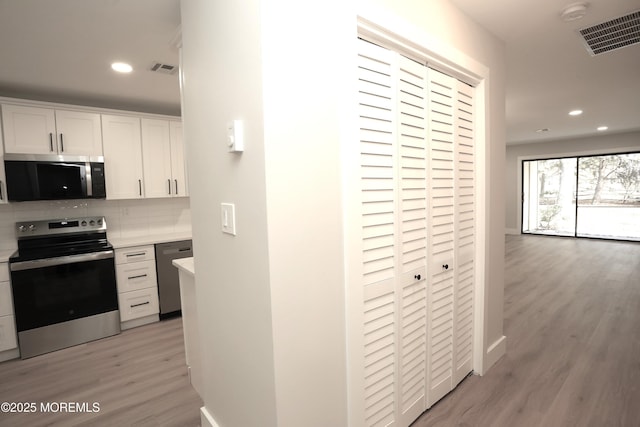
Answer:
505 130 640 233
180 1 279 426
180 0 506 426
0 198 191 251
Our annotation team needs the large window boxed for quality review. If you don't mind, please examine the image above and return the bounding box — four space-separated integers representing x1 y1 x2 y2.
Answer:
522 152 640 241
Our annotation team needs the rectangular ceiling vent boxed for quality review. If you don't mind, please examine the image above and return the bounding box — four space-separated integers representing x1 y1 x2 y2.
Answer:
578 10 640 56
149 61 178 75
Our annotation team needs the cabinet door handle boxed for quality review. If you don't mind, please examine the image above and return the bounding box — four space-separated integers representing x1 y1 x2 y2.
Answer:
127 274 148 280
175 179 178 195
138 179 142 196
59 133 65 152
49 133 54 152
126 252 146 258
130 301 150 308
168 179 172 195
0 180 3 201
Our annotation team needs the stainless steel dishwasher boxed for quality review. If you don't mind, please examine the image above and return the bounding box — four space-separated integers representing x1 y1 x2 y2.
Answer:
155 240 193 318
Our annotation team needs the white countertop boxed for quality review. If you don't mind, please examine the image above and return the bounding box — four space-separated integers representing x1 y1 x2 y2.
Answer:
0 249 16 263
173 257 195 277
109 232 192 249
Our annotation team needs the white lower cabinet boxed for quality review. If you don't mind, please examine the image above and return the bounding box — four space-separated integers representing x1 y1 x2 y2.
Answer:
115 260 157 293
115 245 159 329
118 287 160 322
0 263 18 360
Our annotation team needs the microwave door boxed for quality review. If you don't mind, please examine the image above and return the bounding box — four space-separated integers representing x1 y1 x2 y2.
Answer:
37 163 86 200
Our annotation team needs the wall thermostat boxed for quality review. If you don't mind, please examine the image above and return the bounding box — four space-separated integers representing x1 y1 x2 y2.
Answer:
227 120 244 153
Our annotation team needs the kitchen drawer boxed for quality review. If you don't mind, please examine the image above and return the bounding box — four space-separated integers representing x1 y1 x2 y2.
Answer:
0 282 13 317
118 288 160 322
0 263 8 282
116 260 158 293
115 245 155 265
0 315 17 352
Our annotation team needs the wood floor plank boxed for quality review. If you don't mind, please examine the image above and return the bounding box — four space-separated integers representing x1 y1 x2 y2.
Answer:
0 317 202 427
414 235 640 427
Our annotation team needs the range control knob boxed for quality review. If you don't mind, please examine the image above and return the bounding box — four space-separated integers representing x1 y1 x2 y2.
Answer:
97 219 103 226
81 220 87 226
89 220 96 226
28 224 37 232
18 225 26 233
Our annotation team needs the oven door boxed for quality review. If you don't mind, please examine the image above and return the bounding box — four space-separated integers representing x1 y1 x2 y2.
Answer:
10 250 118 332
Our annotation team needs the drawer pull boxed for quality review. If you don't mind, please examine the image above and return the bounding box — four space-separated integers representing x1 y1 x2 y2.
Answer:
130 301 150 308
127 274 148 280
126 252 146 258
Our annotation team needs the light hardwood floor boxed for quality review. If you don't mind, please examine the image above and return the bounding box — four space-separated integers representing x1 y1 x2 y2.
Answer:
2 235 639 427
414 234 640 427
0 317 202 427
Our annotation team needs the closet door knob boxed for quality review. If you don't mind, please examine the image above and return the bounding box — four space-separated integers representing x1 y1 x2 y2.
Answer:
443 264 449 270
414 274 421 280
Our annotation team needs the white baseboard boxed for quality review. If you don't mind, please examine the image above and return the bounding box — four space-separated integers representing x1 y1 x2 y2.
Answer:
505 228 520 235
201 406 220 427
0 347 20 362
120 314 159 330
485 335 506 372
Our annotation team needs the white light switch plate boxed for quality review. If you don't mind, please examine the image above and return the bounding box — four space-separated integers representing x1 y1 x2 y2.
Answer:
221 203 236 235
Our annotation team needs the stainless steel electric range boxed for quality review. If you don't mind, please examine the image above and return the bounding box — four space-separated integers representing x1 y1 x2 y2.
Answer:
9 216 120 359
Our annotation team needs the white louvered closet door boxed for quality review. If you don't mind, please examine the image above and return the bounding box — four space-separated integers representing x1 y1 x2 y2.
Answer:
425 69 476 407
354 38 475 427
356 39 429 427
357 39 399 427
396 55 428 427
425 68 457 407
453 81 475 386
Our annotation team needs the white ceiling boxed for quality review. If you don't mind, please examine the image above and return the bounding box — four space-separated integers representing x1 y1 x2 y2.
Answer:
452 0 640 144
0 0 638 144
0 0 182 116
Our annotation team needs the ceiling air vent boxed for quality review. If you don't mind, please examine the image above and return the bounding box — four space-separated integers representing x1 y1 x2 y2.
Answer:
578 10 640 56
149 61 178 75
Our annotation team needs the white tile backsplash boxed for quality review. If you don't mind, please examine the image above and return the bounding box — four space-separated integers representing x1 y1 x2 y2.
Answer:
0 198 191 251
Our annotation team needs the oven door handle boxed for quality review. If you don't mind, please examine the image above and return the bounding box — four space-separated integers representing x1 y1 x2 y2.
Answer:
10 250 115 272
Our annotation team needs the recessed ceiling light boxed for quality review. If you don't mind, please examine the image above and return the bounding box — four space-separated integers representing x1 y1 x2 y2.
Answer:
597 126 608 131
569 109 583 116
111 62 133 73
536 128 550 133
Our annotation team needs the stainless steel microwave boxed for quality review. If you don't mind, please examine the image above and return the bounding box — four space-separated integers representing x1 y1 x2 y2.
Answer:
4 154 106 202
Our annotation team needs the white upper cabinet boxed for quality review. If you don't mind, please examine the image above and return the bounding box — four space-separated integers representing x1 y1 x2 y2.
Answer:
102 114 144 200
1 104 102 156
141 118 188 198
54 109 103 156
170 121 188 197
